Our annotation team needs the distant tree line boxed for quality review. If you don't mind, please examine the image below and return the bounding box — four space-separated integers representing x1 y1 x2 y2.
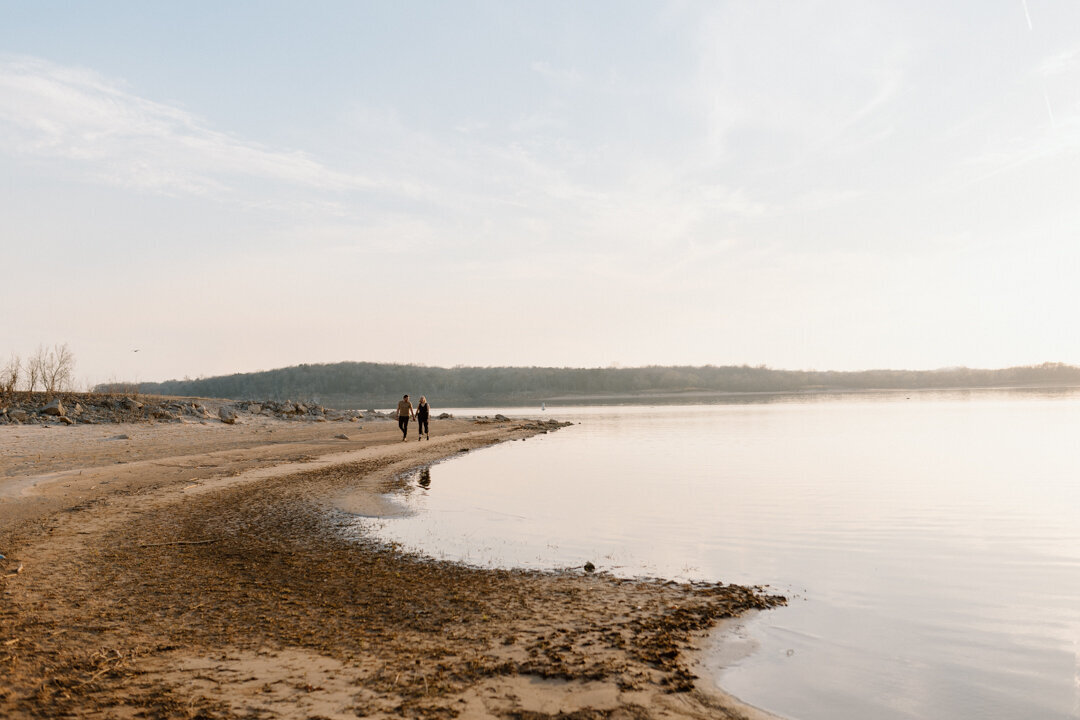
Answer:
97 361 1080 408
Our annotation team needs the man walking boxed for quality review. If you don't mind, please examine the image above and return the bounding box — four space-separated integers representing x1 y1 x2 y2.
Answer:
396 394 414 441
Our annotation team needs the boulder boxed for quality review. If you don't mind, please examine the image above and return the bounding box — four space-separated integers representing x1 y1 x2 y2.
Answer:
72 402 84 416
58 416 74 425
494 414 509 421
219 407 239 424
40 399 65 416
9 409 29 422
121 397 143 411
437 412 453 419
334 433 350 440
247 403 262 414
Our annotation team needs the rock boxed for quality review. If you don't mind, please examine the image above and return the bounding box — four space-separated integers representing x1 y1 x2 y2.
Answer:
583 562 596 573
110 434 130 440
219 407 239 424
494 414 509 421
72 402 84 415
437 412 453 419
57 416 74 425
334 433 350 440
8 409 28 422
40 399 65 416
122 397 143 411
247 403 262 414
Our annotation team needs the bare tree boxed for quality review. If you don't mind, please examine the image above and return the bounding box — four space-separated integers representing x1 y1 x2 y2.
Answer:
42 343 75 399
1 354 19 402
26 346 45 394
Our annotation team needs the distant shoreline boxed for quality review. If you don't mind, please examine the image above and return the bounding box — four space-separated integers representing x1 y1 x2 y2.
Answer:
115 360 1080 410
538 383 1080 405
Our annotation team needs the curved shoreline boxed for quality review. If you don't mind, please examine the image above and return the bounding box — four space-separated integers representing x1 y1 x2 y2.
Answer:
1 416 784 719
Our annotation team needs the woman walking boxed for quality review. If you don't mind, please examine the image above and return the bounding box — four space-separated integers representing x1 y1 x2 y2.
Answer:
416 396 430 441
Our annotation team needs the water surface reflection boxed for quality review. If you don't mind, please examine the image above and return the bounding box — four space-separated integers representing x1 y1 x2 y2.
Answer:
357 389 1080 720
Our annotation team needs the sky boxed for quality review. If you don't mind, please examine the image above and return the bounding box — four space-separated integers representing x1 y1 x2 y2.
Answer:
3 1 1080 386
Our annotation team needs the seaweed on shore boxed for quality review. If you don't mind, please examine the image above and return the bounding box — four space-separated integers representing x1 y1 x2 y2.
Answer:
1 426 783 719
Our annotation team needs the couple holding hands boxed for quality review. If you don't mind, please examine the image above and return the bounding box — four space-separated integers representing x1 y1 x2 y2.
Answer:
396 394 431 441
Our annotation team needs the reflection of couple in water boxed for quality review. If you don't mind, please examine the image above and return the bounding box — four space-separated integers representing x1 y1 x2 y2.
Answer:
395 393 431 442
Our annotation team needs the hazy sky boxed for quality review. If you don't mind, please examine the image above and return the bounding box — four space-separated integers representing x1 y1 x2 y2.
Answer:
3 1 1080 385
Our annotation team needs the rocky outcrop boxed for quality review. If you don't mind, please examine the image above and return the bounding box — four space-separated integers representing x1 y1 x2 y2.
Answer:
0 393 403 427
39 399 65 416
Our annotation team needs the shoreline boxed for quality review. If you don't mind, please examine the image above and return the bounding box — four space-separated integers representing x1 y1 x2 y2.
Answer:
539 383 1080 405
1 415 783 719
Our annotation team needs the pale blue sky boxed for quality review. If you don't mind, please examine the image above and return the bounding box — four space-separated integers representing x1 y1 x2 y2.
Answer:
3 1 1080 385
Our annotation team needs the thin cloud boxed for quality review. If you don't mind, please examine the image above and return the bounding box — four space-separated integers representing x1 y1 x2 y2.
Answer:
530 60 584 87
947 112 1080 188
0 55 380 196
1037 47 1080 77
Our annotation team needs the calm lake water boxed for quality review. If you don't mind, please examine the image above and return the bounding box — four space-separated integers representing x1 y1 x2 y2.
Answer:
356 389 1080 720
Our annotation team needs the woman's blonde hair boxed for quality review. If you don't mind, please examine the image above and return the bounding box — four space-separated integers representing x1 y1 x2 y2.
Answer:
419 396 427 404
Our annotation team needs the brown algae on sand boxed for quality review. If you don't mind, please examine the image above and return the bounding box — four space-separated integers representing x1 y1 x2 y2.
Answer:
0 415 783 719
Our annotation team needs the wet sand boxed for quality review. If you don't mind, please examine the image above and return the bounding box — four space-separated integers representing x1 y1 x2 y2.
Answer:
0 415 783 719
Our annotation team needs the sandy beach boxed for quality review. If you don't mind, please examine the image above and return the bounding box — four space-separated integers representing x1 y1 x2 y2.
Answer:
0 410 783 719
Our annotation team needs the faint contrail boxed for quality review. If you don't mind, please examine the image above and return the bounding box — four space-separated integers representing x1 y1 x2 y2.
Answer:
1044 89 1057 128
1020 0 1033 29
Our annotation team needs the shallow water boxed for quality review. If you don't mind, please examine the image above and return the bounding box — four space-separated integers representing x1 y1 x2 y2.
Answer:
357 389 1080 719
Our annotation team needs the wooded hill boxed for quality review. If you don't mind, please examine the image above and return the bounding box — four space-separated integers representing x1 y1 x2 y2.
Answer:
105 361 1080 409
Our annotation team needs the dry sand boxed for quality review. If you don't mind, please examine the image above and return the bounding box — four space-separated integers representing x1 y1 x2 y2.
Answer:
0 414 783 719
